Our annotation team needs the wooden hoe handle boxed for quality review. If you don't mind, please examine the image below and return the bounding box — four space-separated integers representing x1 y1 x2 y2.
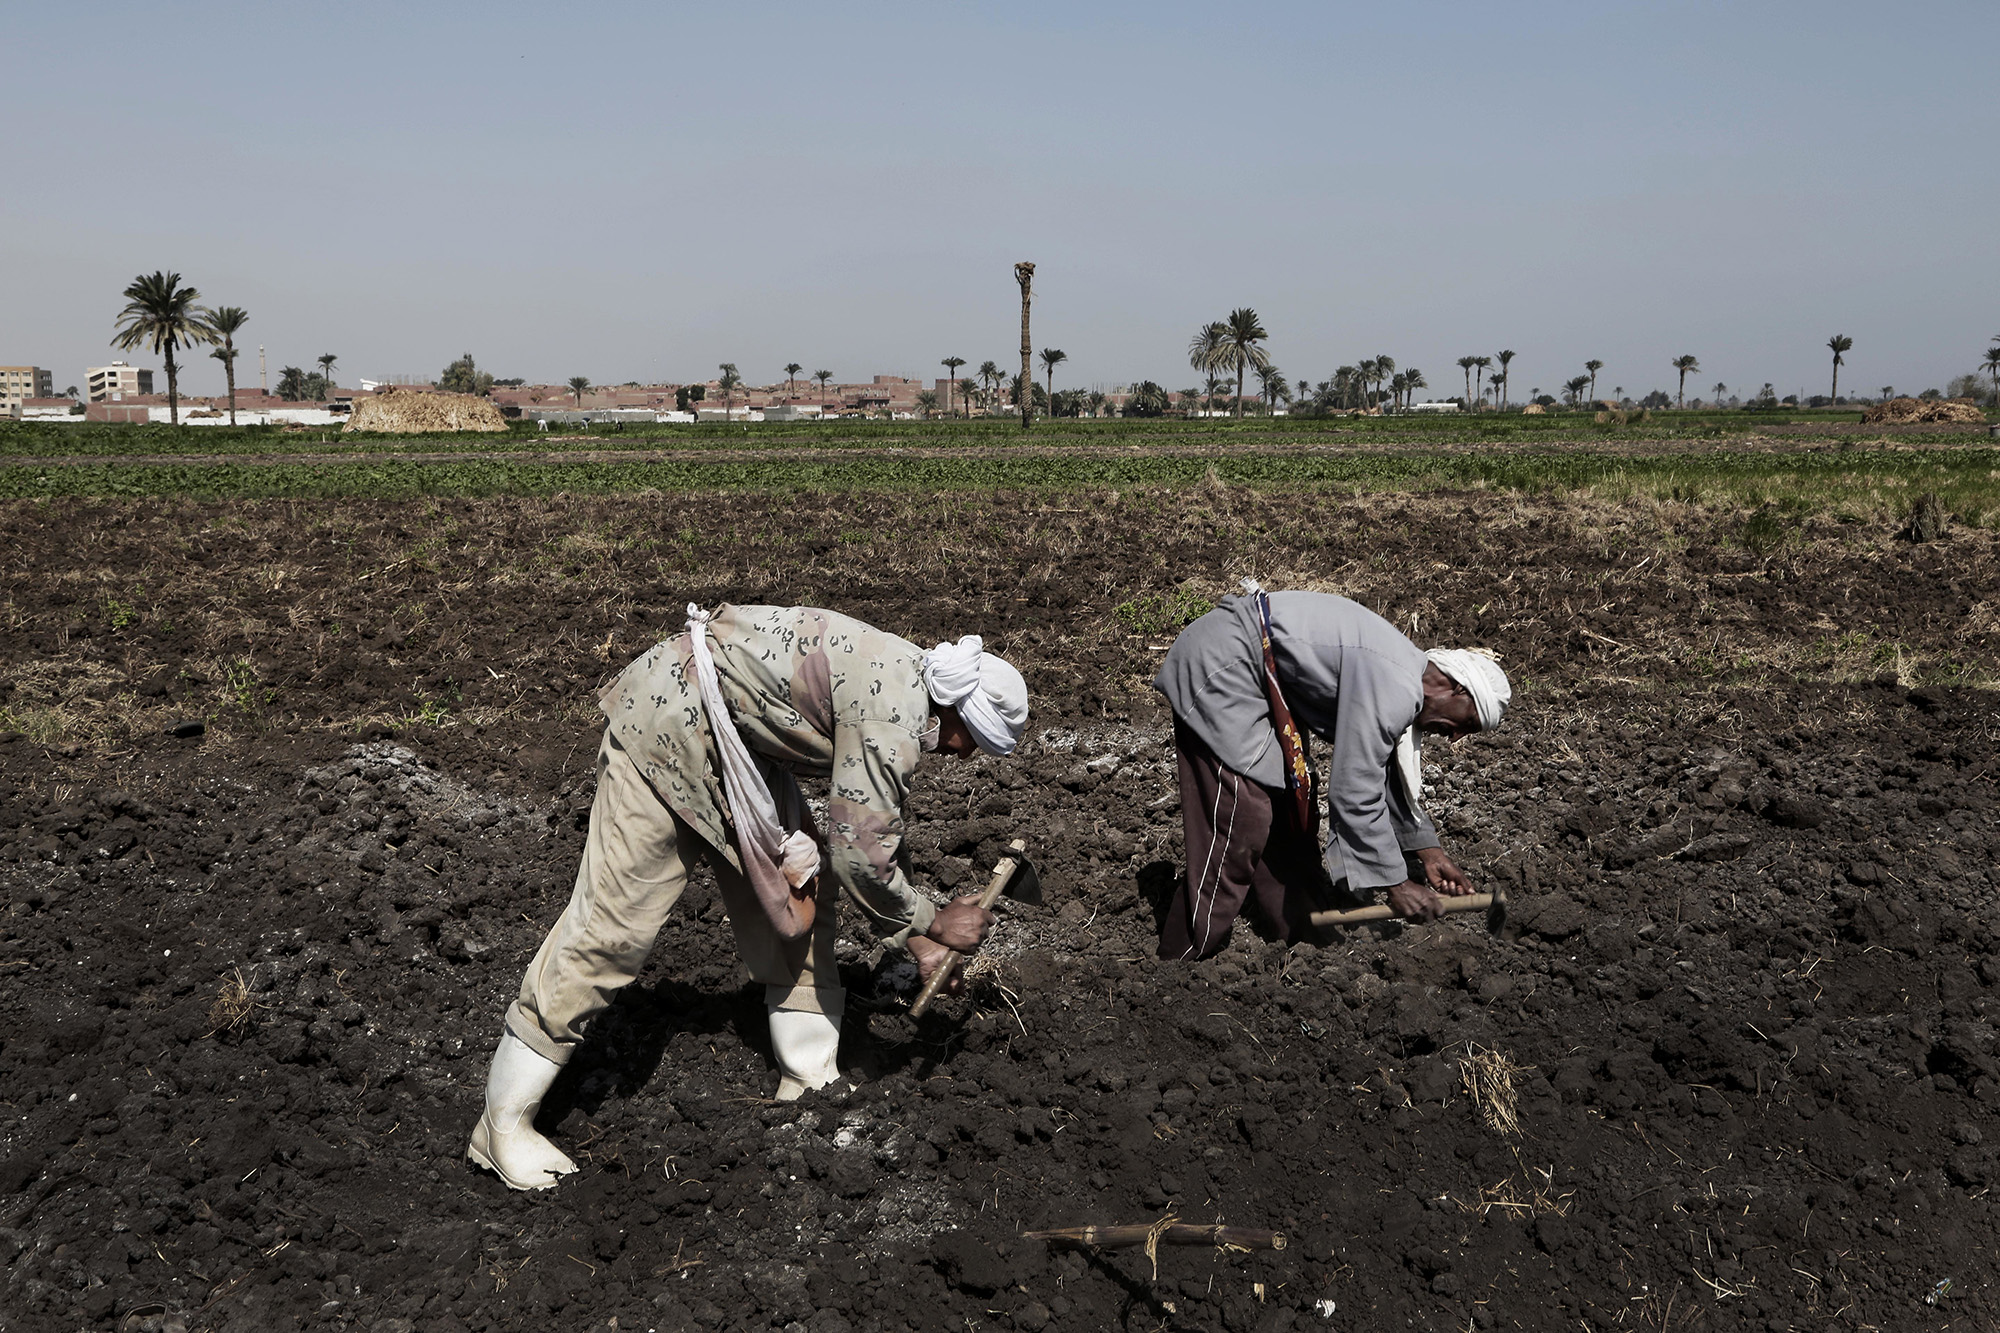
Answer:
1310 891 1497 929
909 838 1027 1018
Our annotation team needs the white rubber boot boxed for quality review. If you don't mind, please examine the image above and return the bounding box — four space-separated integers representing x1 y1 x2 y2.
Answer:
770 992 845 1101
467 1032 578 1190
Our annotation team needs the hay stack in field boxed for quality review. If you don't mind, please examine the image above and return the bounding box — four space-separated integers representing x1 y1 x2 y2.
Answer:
345 387 509 434
1520 403 1546 414
1861 396 1987 425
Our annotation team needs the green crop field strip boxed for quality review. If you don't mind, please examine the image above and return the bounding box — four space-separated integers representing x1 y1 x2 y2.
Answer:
0 408 1934 459
3 415 1996 526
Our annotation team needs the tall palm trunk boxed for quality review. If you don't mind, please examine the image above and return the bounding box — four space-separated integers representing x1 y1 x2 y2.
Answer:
224 341 237 425
1015 262 1035 429
1235 360 1246 419
1830 358 1839 402
164 344 180 425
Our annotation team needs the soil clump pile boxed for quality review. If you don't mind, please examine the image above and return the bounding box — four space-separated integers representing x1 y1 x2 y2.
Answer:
3 490 2000 1331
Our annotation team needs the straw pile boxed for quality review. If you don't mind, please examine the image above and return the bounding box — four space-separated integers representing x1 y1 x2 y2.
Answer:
345 387 509 434
1520 403 1546 415
1861 397 1987 425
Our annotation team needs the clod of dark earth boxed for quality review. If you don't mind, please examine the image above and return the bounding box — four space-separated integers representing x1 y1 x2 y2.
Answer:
3 491 1999 1332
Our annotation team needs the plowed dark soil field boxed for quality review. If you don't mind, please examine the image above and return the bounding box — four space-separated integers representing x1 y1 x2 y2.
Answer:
4 486 1998 1333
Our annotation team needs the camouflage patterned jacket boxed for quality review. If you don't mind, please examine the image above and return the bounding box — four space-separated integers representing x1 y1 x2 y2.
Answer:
596 604 939 945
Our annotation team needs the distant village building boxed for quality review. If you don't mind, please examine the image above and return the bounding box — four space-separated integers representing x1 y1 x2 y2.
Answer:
87 362 153 401
1 365 53 414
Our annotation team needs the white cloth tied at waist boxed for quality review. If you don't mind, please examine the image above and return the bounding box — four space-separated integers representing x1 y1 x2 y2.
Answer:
685 604 821 936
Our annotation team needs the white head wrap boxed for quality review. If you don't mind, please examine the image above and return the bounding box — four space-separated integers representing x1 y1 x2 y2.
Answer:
1424 648 1511 732
922 636 1029 755
1393 648 1511 809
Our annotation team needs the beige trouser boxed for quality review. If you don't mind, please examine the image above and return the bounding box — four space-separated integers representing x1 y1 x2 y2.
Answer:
505 729 840 1066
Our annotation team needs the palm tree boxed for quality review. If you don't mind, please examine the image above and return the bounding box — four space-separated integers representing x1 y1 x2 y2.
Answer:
1037 349 1067 414
1827 334 1853 401
1209 307 1272 419
1471 356 1493 407
1712 382 1728 404
1563 375 1590 407
205 305 249 425
782 362 802 401
1405 368 1427 407
1389 371 1409 410
1254 363 1287 414
1488 370 1505 404
914 389 939 418
110 270 215 425
717 363 741 419
1187 322 1227 414
941 355 966 418
1983 346 2000 404
1584 359 1603 404
977 359 1000 411
1494 350 1515 409
1372 355 1396 409
1457 356 1479 408
1672 355 1700 409
317 353 338 388
1015 261 1035 429
813 369 833 408
1352 359 1378 410
568 376 590 406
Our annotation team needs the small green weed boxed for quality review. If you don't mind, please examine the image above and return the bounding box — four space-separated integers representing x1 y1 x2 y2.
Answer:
224 659 275 718
1739 499 1808 555
103 595 138 630
1115 587 1215 638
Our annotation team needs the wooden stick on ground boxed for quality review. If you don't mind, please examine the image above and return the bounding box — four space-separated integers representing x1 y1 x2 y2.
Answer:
1020 1223 1286 1252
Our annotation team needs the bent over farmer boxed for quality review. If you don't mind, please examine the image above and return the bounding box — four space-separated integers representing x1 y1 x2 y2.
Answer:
1151 583 1510 961
469 604 1029 1190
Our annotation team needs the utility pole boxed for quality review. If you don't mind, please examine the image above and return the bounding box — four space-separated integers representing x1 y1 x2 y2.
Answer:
1015 261 1034 430
258 345 267 393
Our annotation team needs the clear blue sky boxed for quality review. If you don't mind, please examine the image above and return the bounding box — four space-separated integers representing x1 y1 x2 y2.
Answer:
5 1 1995 400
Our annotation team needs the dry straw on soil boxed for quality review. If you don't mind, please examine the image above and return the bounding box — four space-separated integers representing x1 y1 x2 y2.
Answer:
205 966 259 1036
344 387 509 434
1459 1042 1528 1135
1861 396 1987 425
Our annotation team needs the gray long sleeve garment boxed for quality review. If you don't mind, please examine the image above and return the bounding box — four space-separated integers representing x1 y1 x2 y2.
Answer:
1153 591 1440 890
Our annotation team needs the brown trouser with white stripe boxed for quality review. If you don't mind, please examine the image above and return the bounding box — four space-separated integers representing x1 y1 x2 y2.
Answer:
505 730 839 1065
1158 718 1330 961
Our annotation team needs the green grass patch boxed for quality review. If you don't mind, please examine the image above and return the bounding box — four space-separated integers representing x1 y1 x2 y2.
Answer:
1115 586 1217 637
7 406 1983 461
6 445 2000 523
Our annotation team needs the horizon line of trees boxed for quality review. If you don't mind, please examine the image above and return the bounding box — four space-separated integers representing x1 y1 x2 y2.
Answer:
99 271 2000 427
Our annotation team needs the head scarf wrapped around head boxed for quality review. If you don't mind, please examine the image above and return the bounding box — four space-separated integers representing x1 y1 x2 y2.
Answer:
1424 648 1511 732
1394 648 1511 808
922 636 1029 755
